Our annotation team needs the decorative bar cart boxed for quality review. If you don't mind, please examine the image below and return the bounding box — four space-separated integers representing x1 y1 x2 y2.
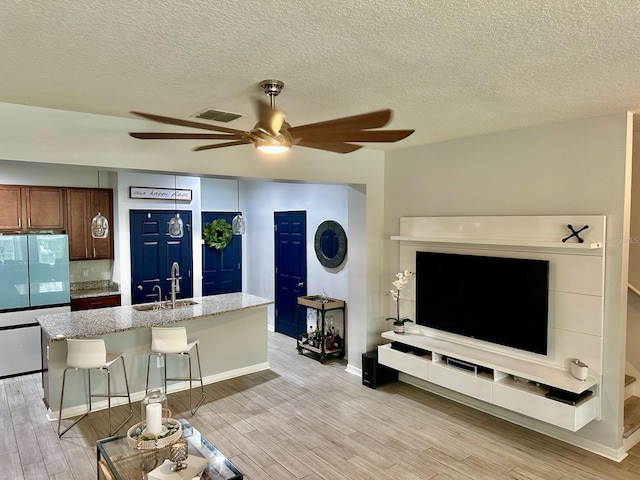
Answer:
297 295 346 363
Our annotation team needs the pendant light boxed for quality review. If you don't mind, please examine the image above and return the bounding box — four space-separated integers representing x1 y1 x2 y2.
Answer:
232 179 245 235
91 171 109 239
168 175 184 238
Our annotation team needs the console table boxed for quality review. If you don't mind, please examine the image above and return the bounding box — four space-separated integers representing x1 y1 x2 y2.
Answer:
379 331 598 431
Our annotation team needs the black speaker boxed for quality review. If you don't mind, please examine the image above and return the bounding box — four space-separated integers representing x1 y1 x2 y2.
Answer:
362 350 398 389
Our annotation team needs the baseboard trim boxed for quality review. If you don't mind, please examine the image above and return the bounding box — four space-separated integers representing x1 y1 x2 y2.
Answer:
345 364 361 377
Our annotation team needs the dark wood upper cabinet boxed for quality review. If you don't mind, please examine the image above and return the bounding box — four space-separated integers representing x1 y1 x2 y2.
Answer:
66 188 90 259
24 186 65 229
0 185 22 230
0 185 65 231
0 185 114 260
66 188 114 260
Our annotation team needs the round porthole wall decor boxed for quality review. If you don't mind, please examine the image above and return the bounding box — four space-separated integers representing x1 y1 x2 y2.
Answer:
314 220 347 268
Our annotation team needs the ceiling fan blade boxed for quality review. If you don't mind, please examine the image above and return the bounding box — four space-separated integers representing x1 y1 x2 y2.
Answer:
256 98 285 136
296 140 363 154
130 111 250 136
298 129 414 143
192 139 253 152
129 132 246 140
288 109 392 137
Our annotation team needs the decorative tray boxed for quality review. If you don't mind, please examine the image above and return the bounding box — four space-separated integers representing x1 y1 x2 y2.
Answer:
126 418 182 450
297 295 345 310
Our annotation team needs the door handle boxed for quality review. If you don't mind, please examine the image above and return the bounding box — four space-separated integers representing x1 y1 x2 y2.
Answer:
298 282 304 287
137 285 143 291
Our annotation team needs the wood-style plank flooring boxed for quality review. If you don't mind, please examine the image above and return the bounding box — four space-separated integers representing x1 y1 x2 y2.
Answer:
3 331 640 479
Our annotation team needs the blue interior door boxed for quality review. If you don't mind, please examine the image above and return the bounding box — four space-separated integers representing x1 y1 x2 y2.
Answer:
274 211 307 338
202 212 242 295
130 210 193 304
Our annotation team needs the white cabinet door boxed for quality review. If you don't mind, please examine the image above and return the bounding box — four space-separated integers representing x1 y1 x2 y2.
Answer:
0 325 41 377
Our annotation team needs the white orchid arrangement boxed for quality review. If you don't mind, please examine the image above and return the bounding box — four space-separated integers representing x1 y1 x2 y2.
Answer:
387 270 414 325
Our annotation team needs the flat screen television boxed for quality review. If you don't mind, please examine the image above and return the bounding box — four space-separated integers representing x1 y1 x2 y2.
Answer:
415 251 550 355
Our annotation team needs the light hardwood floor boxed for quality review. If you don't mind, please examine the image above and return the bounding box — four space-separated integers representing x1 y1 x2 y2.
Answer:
2 331 640 479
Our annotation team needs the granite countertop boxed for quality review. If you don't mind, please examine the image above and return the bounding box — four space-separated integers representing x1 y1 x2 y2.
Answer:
37 292 273 340
70 280 121 300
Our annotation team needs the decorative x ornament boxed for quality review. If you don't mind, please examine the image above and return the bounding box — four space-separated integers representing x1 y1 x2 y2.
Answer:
562 224 589 243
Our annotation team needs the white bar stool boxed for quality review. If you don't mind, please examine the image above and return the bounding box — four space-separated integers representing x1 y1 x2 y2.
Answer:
145 326 205 415
58 338 133 437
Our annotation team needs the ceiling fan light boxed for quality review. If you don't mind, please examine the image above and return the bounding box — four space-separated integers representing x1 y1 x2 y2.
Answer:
254 132 291 155
256 144 290 154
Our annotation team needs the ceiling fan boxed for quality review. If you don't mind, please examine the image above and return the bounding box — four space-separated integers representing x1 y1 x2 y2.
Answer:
128 80 414 154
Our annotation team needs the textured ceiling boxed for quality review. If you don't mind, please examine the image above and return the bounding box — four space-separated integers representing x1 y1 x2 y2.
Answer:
2 1 640 150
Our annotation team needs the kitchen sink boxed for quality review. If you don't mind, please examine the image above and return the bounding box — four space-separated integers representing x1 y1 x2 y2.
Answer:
131 304 158 312
166 300 198 309
132 300 198 312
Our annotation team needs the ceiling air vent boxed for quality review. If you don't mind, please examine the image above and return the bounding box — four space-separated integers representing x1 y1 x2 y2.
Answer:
193 108 243 123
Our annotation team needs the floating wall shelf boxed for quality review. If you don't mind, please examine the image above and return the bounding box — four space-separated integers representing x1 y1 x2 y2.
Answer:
391 215 606 253
390 235 602 250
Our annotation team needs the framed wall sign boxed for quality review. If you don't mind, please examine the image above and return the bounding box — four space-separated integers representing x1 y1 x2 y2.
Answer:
129 187 192 201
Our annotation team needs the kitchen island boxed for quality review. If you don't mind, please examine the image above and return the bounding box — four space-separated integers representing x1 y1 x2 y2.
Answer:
38 292 272 419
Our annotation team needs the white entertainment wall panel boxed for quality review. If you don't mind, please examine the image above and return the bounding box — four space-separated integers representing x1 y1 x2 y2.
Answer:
382 215 605 431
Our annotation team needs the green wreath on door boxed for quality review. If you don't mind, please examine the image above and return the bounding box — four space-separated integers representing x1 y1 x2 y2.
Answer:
203 219 233 250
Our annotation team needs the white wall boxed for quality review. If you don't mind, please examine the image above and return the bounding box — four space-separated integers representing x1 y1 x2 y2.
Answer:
201 177 239 212
243 181 351 331
348 185 368 367
0 160 102 188
385 113 633 458
628 118 640 378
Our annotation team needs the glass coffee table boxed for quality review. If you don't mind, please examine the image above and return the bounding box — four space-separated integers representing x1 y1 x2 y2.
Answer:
96 419 243 479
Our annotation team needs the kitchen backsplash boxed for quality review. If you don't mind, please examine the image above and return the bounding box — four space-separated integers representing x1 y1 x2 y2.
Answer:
69 259 113 283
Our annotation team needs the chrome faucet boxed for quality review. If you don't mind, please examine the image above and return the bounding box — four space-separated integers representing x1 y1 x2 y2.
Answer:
152 284 162 308
170 261 180 308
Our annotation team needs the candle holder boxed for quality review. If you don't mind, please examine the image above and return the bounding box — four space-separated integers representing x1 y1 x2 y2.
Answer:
141 389 168 436
127 389 182 450
169 439 189 472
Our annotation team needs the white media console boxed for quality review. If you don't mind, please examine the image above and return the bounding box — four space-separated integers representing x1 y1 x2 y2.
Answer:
381 215 605 432
379 331 597 431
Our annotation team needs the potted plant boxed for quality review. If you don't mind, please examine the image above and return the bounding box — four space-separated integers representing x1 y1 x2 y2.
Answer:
386 270 414 333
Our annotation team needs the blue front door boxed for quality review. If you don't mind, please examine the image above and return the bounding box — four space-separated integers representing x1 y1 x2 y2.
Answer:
202 212 242 295
274 211 307 338
130 210 193 304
